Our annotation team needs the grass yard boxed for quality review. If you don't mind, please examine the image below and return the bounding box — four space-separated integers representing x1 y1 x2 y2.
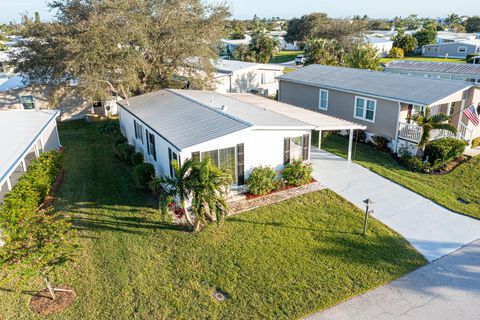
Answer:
381 56 466 64
320 133 480 220
0 121 425 320
270 50 303 64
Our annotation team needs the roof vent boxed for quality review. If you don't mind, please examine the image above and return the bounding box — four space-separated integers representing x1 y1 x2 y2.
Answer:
221 105 228 112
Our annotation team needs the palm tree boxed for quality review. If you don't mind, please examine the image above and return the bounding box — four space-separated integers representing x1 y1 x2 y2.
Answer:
189 158 232 231
149 159 196 228
414 108 457 150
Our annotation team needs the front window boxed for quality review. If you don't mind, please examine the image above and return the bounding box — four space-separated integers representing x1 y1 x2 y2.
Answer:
319 89 328 110
289 136 303 161
145 130 156 161
134 120 144 143
201 147 236 182
20 95 35 109
458 46 467 53
354 97 376 122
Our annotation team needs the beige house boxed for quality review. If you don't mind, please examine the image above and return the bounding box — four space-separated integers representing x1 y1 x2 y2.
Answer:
0 75 119 121
277 65 480 154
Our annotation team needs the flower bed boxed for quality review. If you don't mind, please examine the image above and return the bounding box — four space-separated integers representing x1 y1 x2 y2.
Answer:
245 179 317 200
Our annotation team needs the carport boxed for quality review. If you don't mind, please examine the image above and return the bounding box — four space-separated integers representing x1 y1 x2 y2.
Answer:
229 93 366 161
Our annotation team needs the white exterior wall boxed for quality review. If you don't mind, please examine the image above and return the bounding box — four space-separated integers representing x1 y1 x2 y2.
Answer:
119 104 310 183
119 106 181 177
214 67 283 96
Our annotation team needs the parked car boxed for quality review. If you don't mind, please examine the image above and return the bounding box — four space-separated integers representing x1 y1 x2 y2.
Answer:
295 55 305 65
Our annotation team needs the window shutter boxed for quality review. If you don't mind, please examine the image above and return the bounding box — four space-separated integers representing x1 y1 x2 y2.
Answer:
236 144 245 185
284 138 290 165
134 120 138 139
191 152 200 160
302 134 310 161
168 148 173 177
151 134 157 161
145 129 150 154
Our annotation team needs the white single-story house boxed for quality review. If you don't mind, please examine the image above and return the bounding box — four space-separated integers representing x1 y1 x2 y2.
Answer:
277 64 480 154
384 60 480 84
220 35 252 57
436 31 478 44
213 60 284 96
268 30 300 51
365 36 394 57
0 74 120 120
0 109 61 201
118 89 364 186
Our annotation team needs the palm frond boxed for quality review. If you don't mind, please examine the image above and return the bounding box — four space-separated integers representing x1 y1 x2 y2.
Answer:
431 113 451 124
432 123 457 134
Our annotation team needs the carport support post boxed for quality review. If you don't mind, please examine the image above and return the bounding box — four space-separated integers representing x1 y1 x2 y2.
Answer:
317 130 322 149
347 129 354 162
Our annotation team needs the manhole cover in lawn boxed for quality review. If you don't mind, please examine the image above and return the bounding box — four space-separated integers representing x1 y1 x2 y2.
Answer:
212 289 228 302
457 198 470 205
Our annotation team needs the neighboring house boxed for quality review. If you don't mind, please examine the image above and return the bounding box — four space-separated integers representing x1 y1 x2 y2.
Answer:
384 60 480 83
268 30 299 50
472 56 480 65
220 35 252 57
212 60 284 96
436 31 478 44
365 36 394 57
277 64 480 154
422 41 480 59
0 75 120 120
0 109 61 201
117 89 364 185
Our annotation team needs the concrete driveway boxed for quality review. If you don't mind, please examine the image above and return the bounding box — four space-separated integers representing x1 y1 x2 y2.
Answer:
311 148 480 262
306 238 480 320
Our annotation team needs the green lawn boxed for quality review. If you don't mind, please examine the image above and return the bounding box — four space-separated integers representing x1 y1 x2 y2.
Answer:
381 56 466 64
320 133 480 220
270 50 303 64
0 122 425 319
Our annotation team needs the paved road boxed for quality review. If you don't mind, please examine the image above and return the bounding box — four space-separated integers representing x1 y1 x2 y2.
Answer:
305 238 480 320
311 148 480 262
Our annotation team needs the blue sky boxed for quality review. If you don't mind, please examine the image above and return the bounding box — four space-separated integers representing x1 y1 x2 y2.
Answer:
1 0 479 24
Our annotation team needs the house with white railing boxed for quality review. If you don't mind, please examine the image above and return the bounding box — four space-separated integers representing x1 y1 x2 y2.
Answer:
277 64 480 155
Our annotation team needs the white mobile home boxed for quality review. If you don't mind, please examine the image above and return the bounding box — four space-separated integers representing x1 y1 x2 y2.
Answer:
213 60 284 96
0 109 61 201
118 89 364 186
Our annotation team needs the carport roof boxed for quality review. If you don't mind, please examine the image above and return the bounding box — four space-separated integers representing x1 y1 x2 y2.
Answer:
228 93 367 131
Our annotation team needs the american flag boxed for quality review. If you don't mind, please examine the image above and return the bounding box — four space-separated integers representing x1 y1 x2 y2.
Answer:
463 105 479 127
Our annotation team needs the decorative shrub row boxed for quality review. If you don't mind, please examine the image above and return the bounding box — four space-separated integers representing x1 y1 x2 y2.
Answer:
0 151 63 245
114 139 155 188
246 160 313 196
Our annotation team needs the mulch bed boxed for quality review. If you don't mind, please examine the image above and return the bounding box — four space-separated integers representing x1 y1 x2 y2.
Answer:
29 286 76 316
245 179 317 200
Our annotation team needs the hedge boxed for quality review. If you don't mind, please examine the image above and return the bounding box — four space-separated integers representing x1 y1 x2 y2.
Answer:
281 160 313 186
0 151 63 247
424 138 466 169
133 163 155 188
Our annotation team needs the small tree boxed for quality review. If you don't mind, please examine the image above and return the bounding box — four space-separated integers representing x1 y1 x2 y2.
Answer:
345 45 381 70
303 38 342 66
388 47 404 59
414 28 437 47
392 29 418 54
413 108 457 151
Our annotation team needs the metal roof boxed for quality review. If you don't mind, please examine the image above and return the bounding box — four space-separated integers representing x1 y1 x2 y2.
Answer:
213 59 284 74
0 109 59 185
170 89 312 129
277 64 474 105
385 60 480 76
118 90 250 151
0 75 29 92
229 93 366 131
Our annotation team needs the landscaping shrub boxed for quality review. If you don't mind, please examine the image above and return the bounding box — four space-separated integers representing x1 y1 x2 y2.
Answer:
373 136 391 153
133 163 155 187
354 130 367 144
281 160 313 186
98 119 120 136
388 47 404 58
246 166 277 195
131 152 144 166
424 138 467 169
399 154 430 172
466 54 480 63
472 137 480 149
116 143 135 161
114 135 127 147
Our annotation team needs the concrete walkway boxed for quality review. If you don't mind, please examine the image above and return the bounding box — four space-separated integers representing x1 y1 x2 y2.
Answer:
305 238 480 320
311 148 480 262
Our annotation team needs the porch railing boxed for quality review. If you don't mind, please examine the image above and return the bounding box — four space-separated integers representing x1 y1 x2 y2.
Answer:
458 122 473 143
398 123 455 143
